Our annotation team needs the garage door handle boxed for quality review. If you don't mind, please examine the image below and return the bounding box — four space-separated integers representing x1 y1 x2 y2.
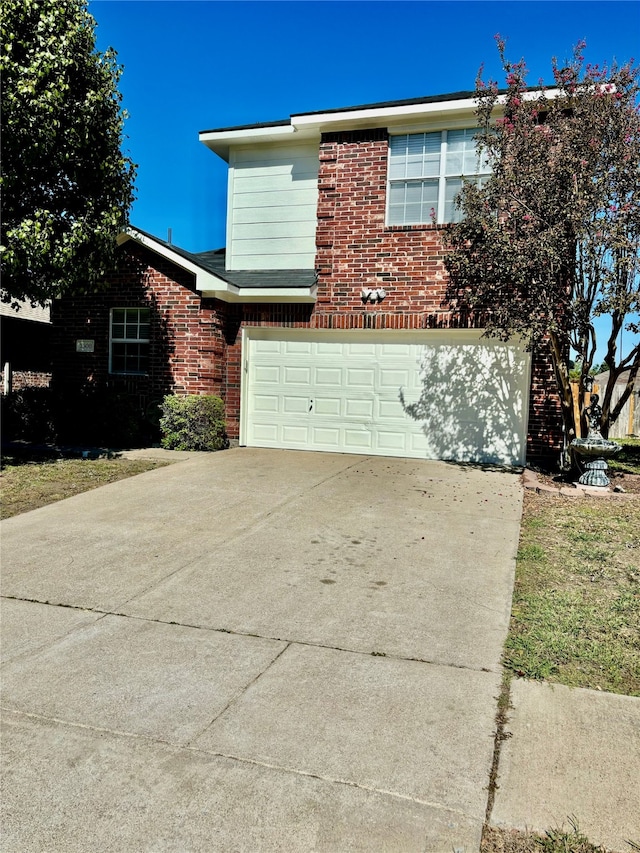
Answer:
309 399 313 412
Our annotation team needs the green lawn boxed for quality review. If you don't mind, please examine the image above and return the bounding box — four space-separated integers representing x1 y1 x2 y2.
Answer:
608 436 640 475
504 491 640 695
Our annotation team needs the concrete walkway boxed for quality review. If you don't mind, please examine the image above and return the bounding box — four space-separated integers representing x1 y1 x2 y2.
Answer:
491 680 640 851
1 448 636 850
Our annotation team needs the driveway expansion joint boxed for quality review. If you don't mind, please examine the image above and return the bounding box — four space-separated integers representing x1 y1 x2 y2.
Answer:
183 744 481 820
2 596 502 676
1 594 106 614
114 612 502 674
184 641 292 747
0 706 181 749
482 672 513 826
2 706 480 828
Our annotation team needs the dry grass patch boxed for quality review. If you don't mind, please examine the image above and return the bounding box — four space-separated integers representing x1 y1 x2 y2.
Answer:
0 456 170 519
481 822 613 853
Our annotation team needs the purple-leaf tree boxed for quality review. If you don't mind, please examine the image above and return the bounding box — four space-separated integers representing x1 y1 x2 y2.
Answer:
444 38 640 457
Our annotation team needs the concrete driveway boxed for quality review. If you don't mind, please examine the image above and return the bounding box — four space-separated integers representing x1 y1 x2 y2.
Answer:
1 448 523 852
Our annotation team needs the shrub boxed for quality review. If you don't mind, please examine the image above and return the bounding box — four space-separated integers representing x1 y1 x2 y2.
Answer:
54 384 148 448
1 387 56 443
159 394 226 451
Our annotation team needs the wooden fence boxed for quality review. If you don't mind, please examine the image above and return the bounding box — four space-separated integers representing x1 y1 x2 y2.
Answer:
570 379 639 438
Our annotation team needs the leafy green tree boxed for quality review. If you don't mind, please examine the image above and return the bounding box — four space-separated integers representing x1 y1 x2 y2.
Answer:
1 0 136 306
445 39 640 447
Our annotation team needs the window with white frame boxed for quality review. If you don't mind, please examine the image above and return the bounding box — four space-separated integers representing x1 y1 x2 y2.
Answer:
109 307 150 375
387 128 491 226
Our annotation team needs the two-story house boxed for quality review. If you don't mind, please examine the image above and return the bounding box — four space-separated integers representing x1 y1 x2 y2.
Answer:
51 91 562 465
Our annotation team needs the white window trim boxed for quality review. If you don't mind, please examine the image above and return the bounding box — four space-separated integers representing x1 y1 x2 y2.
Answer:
109 307 150 375
386 128 490 226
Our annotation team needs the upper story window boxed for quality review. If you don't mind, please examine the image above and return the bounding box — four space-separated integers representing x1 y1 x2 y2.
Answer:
387 129 491 226
109 307 150 375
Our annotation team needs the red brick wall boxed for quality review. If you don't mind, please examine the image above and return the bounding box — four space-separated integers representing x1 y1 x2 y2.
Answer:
527 345 565 465
52 243 227 411
314 129 453 327
0 370 52 395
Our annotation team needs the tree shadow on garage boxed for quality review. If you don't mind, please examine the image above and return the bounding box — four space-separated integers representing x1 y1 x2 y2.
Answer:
399 339 528 467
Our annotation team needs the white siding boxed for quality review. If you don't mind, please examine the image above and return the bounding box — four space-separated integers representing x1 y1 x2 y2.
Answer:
0 299 50 323
227 141 319 270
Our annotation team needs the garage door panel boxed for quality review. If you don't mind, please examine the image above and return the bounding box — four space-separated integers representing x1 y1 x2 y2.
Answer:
345 398 374 418
346 368 375 387
314 397 341 416
253 340 281 354
251 423 280 442
284 341 312 355
253 365 280 384
245 332 529 465
376 431 407 451
346 343 376 357
344 429 373 450
283 366 311 384
378 399 407 420
282 424 308 443
316 342 343 356
379 368 411 389
310 426 341 447
315 367 342 386
253 395 279 413
409 431 431 453
282 396 309 414
380 343 413 358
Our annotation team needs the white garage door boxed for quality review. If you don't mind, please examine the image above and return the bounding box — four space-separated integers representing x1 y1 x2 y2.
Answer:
241 329 530 465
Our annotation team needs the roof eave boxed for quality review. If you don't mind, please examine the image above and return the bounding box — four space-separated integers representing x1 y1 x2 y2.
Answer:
199 87 562 159
291 94 481 132
198 285 318 304
121 228 232 293
199 97 482 159
121 228 317 304
199 123 298 161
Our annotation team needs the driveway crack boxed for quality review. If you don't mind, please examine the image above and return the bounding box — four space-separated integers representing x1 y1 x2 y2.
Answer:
184 642 292 747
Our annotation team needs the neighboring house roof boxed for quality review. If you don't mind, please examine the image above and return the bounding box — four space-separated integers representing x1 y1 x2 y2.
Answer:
118 228 317 304
595 369 639 389
0 299 51 323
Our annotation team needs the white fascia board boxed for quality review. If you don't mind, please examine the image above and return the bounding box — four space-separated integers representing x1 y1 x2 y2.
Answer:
122 228 229 293
124 228 204 278
0 299 51 322
290 88 563 133
291 96 480 132
495 87 561 106
198 285 318 304
200 89 566 160
199 124 297 161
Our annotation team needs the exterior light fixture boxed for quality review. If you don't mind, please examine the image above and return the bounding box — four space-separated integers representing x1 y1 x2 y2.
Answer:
361 288 387 304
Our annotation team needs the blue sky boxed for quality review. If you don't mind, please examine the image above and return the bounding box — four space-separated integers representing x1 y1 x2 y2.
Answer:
90 0 640 255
